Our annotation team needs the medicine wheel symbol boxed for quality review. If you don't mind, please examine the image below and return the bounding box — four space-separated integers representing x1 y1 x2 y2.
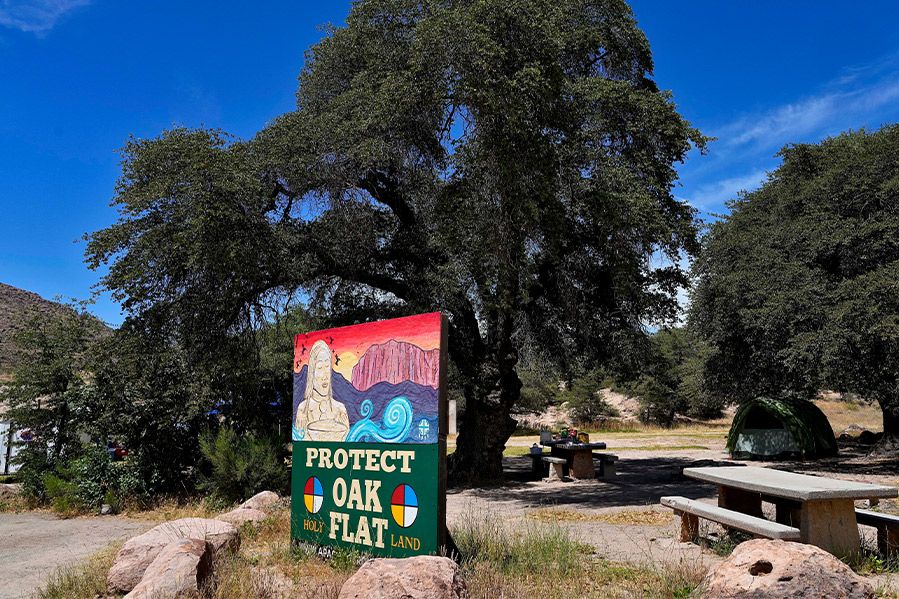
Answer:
390 484 419 528
304 476 323 514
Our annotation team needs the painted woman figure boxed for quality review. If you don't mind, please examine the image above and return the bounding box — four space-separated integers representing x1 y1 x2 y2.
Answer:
294 340 350 442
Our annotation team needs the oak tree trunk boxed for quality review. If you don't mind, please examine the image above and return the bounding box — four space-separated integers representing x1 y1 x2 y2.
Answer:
447 345 522 484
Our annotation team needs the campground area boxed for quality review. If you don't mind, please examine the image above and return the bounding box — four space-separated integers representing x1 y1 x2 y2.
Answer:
4 398 898 598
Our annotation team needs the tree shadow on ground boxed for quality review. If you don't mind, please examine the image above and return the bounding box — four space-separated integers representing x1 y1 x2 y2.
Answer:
756 443 899 477
447 455 738 510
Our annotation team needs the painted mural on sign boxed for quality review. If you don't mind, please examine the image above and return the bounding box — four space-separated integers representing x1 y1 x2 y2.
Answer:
292 313 441 445
290 312 447 558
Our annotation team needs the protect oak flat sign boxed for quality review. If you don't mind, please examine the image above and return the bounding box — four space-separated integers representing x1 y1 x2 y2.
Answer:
290 312 447 557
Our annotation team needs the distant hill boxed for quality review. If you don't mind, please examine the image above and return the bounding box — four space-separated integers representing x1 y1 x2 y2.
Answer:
0 283 107 378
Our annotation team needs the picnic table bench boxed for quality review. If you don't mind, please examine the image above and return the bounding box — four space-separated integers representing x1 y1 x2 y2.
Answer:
542 456 567 481
661 496 801 542
540 440 607 479
593 452 618 477
855 509 899 555
669 466 898 555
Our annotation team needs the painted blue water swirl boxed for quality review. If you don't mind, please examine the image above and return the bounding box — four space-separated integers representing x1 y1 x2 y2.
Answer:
292 424 305 441
345 396 413 443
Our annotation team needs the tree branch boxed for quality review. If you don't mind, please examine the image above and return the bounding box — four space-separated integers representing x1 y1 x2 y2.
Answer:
358 171 416 227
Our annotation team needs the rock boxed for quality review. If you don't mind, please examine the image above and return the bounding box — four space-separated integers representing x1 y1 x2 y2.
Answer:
840 424 866 436
124 538 212 599
693 539 875 598
337 556 467 599
108 517 239 593
838 424 867 441
0 483 21 499
100 503 113 515
217 507 268 526
859 430 882 445
238 490 281 512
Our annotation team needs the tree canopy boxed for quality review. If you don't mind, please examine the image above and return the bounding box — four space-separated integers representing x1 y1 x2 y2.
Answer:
691 125 899 439
86 0 704 479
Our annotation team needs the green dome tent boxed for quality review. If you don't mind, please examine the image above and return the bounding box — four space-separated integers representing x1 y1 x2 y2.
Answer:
726 397 838 460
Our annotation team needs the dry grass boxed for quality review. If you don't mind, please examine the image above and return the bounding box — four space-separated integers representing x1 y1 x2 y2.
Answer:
122 498 223 522
202 509 351 599
620 444 709 451
814 398 883 434
34 541 121 599
0 494 31 513
37 508 706 599
454 510 705 598
581 418 732 435
528 508 672 527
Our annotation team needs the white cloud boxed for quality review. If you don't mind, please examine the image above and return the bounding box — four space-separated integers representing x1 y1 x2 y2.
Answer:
686 169 768 210
0 0 90 34
680 52 899 216
715 67 899 153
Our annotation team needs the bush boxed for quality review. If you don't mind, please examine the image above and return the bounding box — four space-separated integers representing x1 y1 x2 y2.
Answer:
16 443 151 514
16 443 55 503
198 426 288 504
633 375 681 427
69 446 149 511
560 370 619 424
43 469 82 516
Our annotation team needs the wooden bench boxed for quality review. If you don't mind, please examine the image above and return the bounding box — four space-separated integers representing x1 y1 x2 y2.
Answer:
856 509 899 555
593 452 618 477
661 496 801 543
542 456 567 481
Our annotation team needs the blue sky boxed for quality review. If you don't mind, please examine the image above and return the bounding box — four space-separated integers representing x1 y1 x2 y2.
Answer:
2 1 899 326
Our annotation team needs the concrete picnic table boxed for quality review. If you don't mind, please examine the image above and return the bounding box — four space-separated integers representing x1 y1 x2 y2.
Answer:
540 440 607 479
683 466 898 555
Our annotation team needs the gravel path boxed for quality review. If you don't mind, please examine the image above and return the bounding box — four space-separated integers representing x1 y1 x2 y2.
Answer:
0 513 151 599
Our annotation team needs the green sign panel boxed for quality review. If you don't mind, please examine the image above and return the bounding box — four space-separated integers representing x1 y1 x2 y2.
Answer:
290 313 447 557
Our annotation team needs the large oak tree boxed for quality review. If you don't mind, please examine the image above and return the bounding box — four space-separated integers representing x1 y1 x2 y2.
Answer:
691 125 899 444
87 0 703 480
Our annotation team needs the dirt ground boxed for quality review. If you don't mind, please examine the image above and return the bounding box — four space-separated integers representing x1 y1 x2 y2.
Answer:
4 399 897 597
0 512 151 599
480 423 899 594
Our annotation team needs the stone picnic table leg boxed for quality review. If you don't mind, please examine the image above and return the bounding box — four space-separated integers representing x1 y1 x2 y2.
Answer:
798 499 860 557
569 449 595 479
718 485 763 518
550 446 571 478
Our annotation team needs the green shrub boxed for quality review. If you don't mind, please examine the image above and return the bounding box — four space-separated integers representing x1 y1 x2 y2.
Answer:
16 443 55 503
560 370 619 425
68 446 150 511
198 427 288 504
43 466 83 516
17 443 151 514
633 375 682 427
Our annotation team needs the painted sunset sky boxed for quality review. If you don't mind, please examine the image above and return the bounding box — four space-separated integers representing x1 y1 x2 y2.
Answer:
293 312 442 381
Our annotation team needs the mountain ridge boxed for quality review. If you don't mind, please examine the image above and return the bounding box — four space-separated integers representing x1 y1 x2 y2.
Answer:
0 282 106 377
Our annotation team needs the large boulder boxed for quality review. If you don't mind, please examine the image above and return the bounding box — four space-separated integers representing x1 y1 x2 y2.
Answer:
215 491 281 527
124 538 212 599
108 518 239 593
217 507 268 526
693 539 875 598
238 490 281 512
0 483 21 499
337 556 467 599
